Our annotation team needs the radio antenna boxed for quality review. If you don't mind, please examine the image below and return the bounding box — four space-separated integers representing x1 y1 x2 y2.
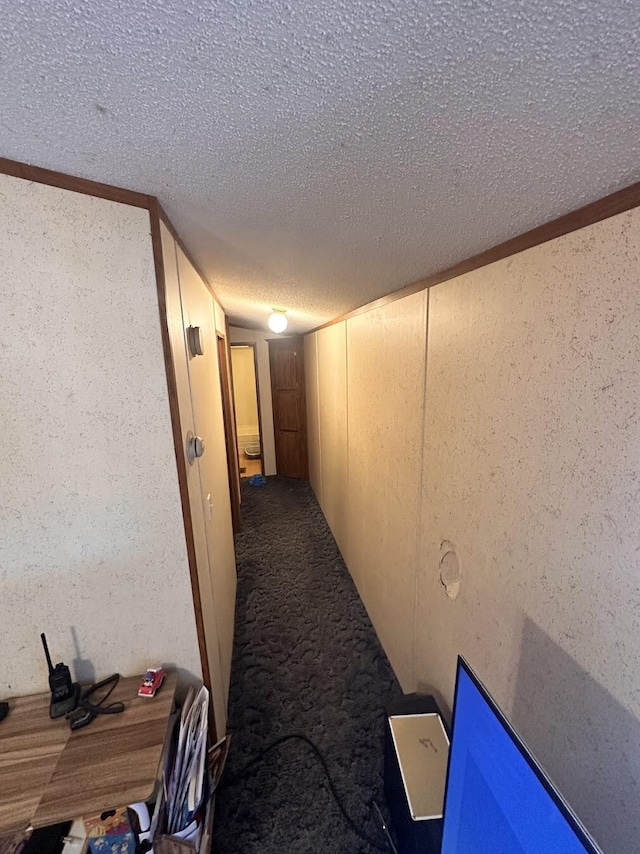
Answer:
41 632 54 674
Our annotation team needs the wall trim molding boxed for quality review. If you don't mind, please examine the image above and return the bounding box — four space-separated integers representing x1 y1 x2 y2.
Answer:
0 155 152 208
0 156 228 309
309 180 640 333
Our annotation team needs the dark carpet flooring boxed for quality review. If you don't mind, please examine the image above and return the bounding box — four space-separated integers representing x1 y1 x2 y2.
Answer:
213 476 402 854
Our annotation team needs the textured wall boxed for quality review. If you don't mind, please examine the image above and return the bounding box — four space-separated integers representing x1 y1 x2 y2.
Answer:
306 205 640 853
317 323 349 556
0 175 202 697
346 293 428 689
416 207 640 854
229 327 278 476
304 333 323 504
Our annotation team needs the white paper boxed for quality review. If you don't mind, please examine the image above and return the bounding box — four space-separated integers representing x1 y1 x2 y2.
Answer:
164 685 210 835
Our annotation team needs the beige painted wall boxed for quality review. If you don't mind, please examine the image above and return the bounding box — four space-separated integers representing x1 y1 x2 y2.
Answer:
346 293 427 689
230 347 260 437
0 175 202 698
304 334 322 503
306 206 640 853
416 208 640 854
317 323 349 556
229 326 279 476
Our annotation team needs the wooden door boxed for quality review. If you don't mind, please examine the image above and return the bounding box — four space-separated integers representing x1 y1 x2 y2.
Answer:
268 337 309 479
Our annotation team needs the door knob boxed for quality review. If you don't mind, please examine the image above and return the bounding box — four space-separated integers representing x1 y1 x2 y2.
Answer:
187 432 205 463
187 325 204 357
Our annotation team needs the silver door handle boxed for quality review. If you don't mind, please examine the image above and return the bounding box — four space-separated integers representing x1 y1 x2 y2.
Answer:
187 432 205 463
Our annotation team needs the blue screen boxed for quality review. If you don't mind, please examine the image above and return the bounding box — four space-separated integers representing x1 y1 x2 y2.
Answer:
441 660 600 854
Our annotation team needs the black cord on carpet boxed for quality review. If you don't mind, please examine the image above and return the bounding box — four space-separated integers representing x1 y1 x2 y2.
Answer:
222 733 390 853
213 478 402 852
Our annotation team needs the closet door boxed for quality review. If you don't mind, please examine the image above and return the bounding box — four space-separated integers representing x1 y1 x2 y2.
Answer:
177 248 237 722
160 224 227 734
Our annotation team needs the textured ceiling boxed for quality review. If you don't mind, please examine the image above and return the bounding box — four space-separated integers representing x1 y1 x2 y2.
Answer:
1 1 638 333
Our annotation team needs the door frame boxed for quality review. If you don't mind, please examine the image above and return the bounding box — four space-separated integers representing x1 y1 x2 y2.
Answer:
216 331 242 533
230 341 266 476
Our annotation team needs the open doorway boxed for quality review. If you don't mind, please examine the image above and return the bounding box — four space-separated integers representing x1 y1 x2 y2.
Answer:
230 343 264 479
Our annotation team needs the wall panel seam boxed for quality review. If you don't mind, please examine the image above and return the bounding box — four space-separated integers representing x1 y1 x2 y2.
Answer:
412 290 430 693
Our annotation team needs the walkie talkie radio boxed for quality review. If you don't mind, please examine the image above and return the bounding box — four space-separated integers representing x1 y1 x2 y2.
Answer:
41 632 80 718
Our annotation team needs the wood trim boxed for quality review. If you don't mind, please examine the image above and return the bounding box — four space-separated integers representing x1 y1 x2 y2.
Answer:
0 161 226 324
157 203 226 310
216 332 242 533
0 155 152 208
309 180 640 333
148 198 212 693
230 341 267 476
224 317 243 508
250 342 267 475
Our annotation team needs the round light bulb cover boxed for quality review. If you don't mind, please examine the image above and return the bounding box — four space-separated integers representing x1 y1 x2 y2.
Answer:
268 311 288 333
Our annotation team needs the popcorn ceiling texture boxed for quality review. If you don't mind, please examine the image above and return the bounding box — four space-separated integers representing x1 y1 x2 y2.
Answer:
0 1 639 332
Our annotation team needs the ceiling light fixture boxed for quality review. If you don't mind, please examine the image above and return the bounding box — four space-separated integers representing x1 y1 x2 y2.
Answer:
268 309 288 334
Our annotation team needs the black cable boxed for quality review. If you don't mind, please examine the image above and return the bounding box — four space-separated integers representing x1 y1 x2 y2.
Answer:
82 672 122 710
222 733 390 853
67 673 124 729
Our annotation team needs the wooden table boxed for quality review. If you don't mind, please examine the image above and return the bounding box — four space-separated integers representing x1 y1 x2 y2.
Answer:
0 671 177 836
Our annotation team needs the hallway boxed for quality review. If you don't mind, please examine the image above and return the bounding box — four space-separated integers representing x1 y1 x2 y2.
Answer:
213 477 401 853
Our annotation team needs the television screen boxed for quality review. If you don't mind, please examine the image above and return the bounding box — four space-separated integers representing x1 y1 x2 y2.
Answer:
441 657 602 854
